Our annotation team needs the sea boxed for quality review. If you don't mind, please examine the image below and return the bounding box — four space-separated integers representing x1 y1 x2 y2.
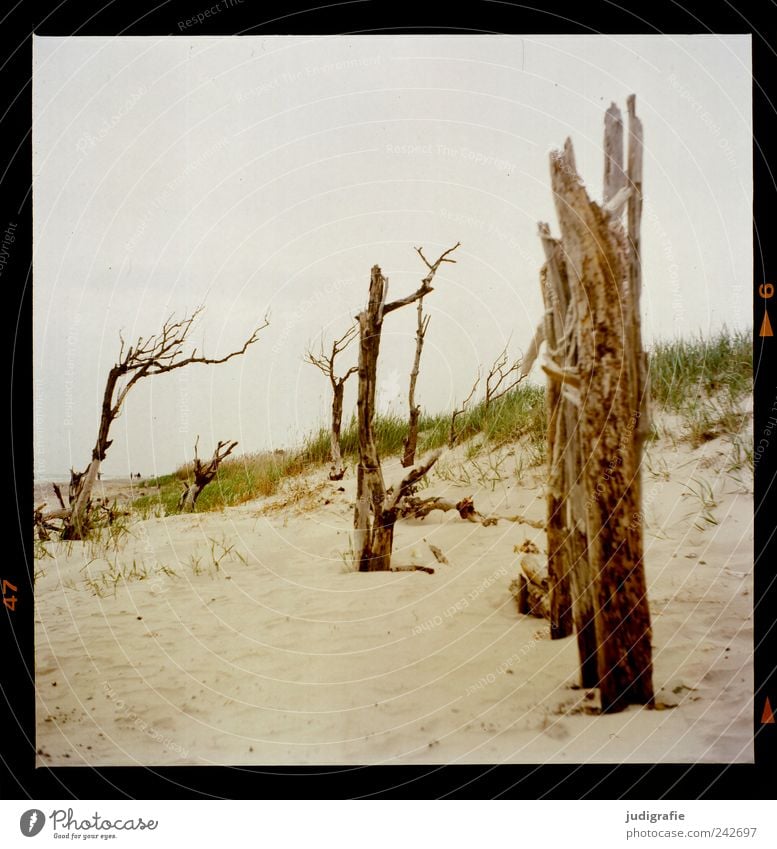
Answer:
33 474 143 507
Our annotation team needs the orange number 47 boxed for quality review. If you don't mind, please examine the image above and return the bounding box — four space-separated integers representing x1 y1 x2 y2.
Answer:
2 580 17 612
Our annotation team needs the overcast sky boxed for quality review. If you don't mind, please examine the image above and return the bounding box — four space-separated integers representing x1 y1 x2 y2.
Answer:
33 34 752 480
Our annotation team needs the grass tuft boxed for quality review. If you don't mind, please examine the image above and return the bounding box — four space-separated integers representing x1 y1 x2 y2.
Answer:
647 327 751 410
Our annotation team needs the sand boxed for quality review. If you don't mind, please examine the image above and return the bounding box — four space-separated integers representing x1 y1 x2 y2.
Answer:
34 412 753 766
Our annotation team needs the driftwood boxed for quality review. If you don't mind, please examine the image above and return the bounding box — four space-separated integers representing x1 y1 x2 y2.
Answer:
178 437 238 512
398 495 481 522
304 324 358 480
34 503 65 540
353 244 460 571
510 554 550 620
535 95 653 712
398 495 542 529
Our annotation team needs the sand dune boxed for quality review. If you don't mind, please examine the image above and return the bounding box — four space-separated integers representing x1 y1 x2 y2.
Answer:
34 418 753 766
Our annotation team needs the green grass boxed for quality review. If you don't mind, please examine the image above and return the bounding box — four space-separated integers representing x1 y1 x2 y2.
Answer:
132 451 308 517
303 382 547 465
647 328 751 447
647 327 751 410
130 328 751 517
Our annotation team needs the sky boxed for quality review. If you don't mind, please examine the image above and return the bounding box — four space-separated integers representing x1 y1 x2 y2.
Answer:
33 34 752 480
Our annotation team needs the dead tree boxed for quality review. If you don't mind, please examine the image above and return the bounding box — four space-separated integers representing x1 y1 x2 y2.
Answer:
304 324 358 480
51 307 268 540
354 243 460 571
401 278 431 468
539 95 653 712
484 342 526 410
449 373 480 447
178 437 238 512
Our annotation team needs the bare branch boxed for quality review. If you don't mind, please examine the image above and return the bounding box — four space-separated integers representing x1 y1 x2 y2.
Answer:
304 322 358 387
387 449 443 512
112 311 270 417
143 314 269 376
52 483 66 510
485 342 527 407
303 348 331 375
332 323 359 357
383 242 461 315
401 293 431 467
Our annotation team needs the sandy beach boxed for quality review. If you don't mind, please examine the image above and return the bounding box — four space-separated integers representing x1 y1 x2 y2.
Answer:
33 402 753 768
34 476 153 515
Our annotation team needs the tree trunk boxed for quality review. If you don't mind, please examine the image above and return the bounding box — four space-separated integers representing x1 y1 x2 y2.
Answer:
63 366 119 539
355 265 390 571
369 508 397 573
353 249 455 570
180 484 200 512
63 459 101 540
402 406 421 468
329 382 346 480
178 439 237 513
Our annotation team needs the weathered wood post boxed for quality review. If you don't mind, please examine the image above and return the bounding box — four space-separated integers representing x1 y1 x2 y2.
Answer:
540 96 653 712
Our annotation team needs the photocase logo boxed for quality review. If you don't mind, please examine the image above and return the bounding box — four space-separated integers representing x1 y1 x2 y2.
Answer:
20 809 46 837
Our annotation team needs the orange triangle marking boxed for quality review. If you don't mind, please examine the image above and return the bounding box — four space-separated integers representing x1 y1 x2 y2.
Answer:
760 309 773 337
762 697 775 724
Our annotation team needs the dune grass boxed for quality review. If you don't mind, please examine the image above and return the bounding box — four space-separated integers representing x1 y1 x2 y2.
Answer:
647 327 751 409
131 328 751 516
647 328 751 446
303 383 547 464
132 451 308 517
